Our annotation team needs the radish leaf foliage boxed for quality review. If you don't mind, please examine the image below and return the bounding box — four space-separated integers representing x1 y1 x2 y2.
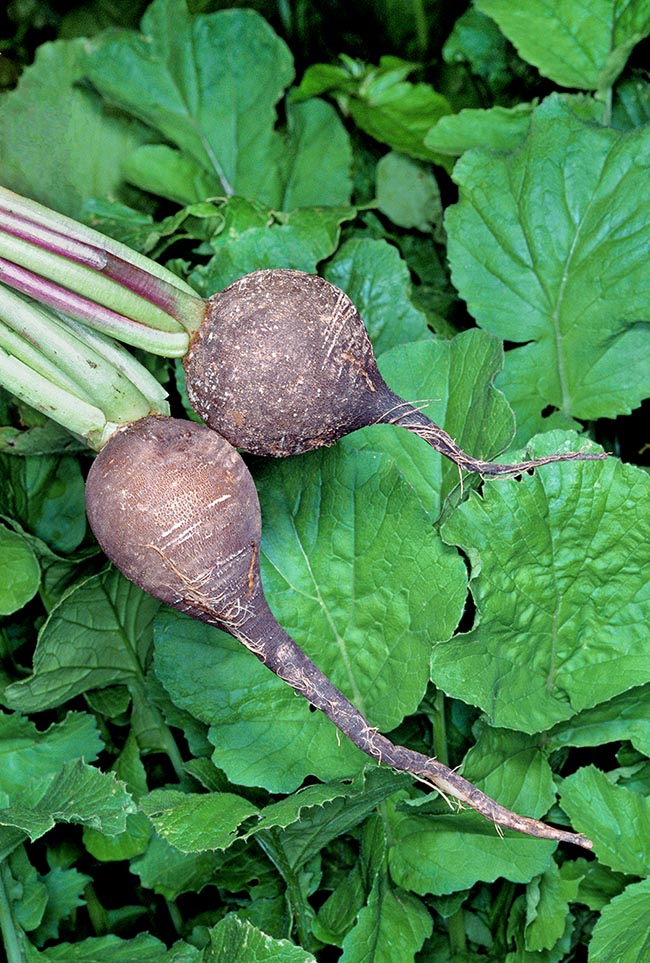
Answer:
1 0 650 960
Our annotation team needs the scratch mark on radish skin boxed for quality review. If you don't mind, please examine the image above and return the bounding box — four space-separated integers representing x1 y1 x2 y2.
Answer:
323 289 349 361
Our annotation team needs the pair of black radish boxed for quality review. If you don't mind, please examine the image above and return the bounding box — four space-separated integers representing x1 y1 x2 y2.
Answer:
86 268 601 847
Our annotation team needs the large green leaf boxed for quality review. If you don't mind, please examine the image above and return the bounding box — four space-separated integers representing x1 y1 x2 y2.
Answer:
85 1 293 205
4 569 160 711
435 433 650 732
388 807 555 897
589 878 650 963
476 0 650 91
0 39 150 218
0 523 40 615
208 915 316 963
0 759 134 850
446 95 650 433
0 711 101 804
154 446 467 791
560 766 650 876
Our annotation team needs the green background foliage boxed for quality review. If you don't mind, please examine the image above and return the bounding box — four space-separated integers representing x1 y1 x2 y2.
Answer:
1 0 650 960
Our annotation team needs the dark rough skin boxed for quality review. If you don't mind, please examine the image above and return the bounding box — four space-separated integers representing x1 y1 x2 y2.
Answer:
184 269 389 456
84 415 592 849
184 269 606 476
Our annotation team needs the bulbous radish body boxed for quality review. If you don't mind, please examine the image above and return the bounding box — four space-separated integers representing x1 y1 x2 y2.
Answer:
185 269 604 475
84 415 592 849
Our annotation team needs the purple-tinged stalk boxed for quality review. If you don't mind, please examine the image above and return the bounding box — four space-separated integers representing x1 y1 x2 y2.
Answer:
0 186 204 355
0 285 168 449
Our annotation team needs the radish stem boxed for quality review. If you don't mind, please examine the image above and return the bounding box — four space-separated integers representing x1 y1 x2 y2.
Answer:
0 257 189 356
0 287 169 448
0 185 202 323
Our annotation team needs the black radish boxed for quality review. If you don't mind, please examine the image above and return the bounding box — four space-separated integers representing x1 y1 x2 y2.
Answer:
0 190 605 476
185 269 604 473
85 414 592 849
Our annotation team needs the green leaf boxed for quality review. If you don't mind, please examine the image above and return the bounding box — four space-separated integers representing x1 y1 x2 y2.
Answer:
375 152 442 232
140 790 259 853
31 932 200 962
339 877 432 963
155 446 467 792
447 95 650 426
435 434 650 732
424 104 535 159
348 64 450 161
476 0 650 91
4 568 160 712
83 733 152 862
253 771 406 875
442 6 519 92
0 453 86 553
295 56 450 161
0 759 135 844
548 686 650 757
33 866 92 945
0 711 102 803
280 99 353 209
323 236 431 355
589 878 650 962
0 523 40 615
245 768 405 840
524 861 580 953
131 834 223 900
346 329 516 517
207 914 316 963
462 726 556 818
560 765 650 876
191 205 355 293
0 39 150 218
122 144 221 205
613 76 650 129
85 1 294 206
388 807 555 897
561 857 628 912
